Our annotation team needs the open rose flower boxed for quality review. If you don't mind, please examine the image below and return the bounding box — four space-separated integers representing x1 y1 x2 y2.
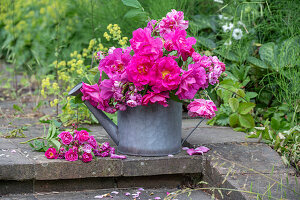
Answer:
163 29 196 61
81 152 93 163
159 9 188 37
176 63 207 99
58 131 73 145
75 130 90 143
98 48 131 79
152 57 181 92
187 99 217 119
45 148 58 159
142 91 169 107
65 149 78 162
130 28 163 60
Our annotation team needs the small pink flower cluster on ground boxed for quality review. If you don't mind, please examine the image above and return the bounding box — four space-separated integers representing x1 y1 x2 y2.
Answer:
81 9 226 118
45 129 126 162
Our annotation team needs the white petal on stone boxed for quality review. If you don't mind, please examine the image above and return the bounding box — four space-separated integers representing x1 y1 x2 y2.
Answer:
125 192 131 196
26 154 29 157
154 197 161 200
94 195 103 199
2 149 7 151
6 155 10 157
11 150 16 153
138 188 144 191
0 154 5 157
168 154 174 157
111 191 119 194
182 147 189 150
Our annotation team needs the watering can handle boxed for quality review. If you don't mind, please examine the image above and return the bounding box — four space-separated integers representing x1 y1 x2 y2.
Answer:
181 118 205 145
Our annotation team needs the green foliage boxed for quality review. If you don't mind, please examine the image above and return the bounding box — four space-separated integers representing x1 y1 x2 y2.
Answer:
23 119 62 152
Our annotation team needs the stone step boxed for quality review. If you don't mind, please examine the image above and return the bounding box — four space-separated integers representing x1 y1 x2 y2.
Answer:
1 119 299 199
0 188 212 200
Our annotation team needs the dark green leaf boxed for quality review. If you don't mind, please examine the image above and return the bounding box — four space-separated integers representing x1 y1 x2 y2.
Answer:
124 9 147 20
93 71 100 84
229 98 239 112
229 113 239 127
271 117 281 130
247 56 268 69
101 71 109 81
238 102 255 115
239 114 255 128
122 0 142 9
74 93 83 104
77 127 92 132
196 36 216 49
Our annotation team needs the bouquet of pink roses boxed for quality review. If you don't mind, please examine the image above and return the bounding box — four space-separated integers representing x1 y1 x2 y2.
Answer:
81 9 225 119
45 129 126 162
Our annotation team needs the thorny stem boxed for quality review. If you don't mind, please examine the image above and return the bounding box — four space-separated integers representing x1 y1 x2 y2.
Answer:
20 137 46 144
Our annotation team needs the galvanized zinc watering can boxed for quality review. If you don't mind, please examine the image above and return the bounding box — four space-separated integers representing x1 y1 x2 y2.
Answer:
69 83 182 156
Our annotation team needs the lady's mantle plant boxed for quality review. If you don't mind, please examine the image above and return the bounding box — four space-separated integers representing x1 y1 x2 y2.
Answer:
81 10 225 119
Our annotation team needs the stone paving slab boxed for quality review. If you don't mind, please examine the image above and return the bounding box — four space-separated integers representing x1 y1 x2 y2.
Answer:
202 143 300 200
1 188 212 200
1 118 299 199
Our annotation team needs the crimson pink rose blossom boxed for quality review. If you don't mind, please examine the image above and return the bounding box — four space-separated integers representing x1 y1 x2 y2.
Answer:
45 148 58 159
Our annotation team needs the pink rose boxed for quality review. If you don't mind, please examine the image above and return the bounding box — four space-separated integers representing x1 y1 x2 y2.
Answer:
126 55 155 86
88 136 98 149
80 83 101 107
159 9 188 37
146 19 157 32
187 99 217 119
175 63 207 99
81 152 93 163
45 148 58 159
130 28 163 60
142 91 169 107
164 29 196 61
98 48 131 79
152 57 181 92
75 130 90 143
58 131 73 145
65 149 78 162
82 143 93 153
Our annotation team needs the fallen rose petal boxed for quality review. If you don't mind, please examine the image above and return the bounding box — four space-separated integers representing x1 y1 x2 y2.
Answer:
195 146 210 153
124 192 131 196
11 150 16 153
94 195 103 199
182 147 189 150
168 154 174 157
111 191 119 194
110 154 126 159
6 155 10 157
186 148 203 156
154 197 161 200
138 187 144 191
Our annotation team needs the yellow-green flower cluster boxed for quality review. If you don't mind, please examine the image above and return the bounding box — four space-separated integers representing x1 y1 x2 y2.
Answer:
103 24 128 47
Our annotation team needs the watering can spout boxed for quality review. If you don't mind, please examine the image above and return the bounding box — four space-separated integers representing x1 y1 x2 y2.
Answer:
68 83 119 145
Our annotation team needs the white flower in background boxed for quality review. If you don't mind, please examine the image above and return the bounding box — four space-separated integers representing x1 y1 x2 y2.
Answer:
214 0 224 3
222 23 233 32
108 46 116 54
232 28 243 40
224 40 232 46
218 14 223 20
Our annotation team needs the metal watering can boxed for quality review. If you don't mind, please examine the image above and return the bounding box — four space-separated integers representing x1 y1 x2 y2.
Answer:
69 83 182 156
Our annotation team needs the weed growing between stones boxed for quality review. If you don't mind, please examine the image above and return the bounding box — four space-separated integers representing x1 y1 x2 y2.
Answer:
165 153 300 200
